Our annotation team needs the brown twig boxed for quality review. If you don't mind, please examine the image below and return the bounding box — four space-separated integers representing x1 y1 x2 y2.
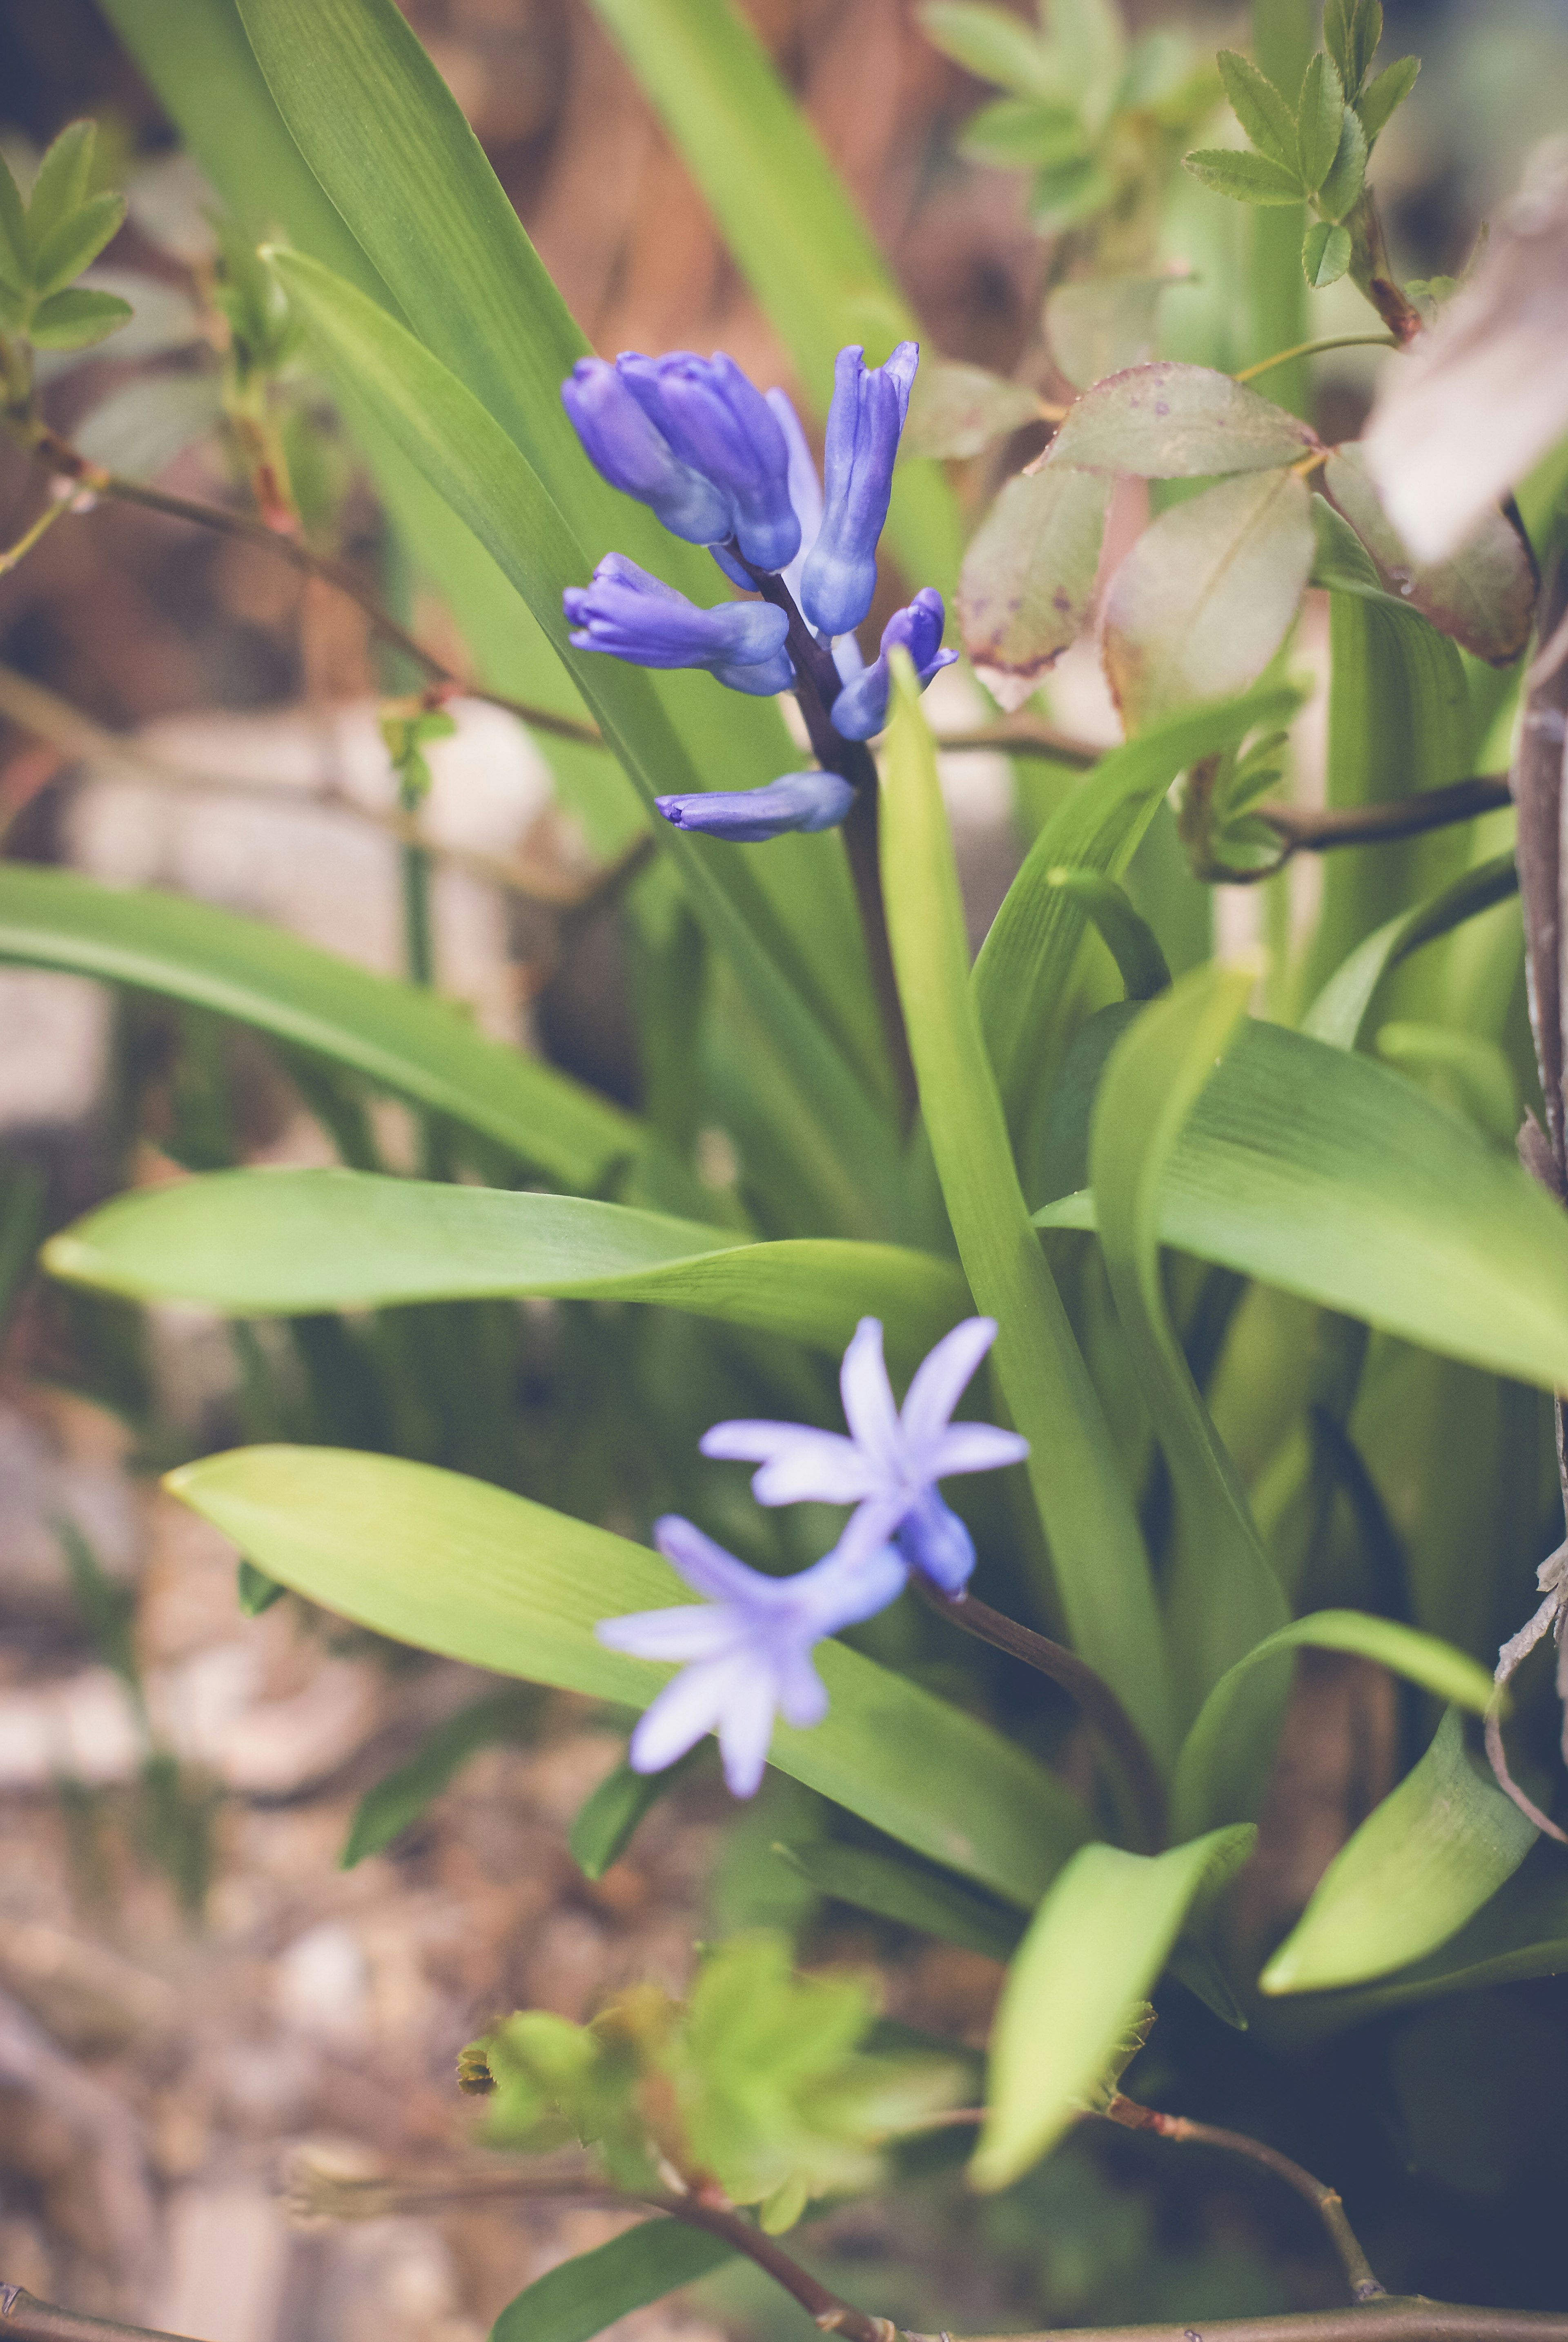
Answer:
1097 2097 1383 2303
0 2294 199 2342
925 719 1100 767
22 427 602 750
914 1578 1166 1854
1198 773 1514 884
911 2313 1568 2342
645 2195 896 2342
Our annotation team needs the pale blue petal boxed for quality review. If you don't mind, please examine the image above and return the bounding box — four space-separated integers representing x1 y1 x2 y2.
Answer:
751 1431 876 1506
653 1514 771 1603
700 1418 813 1461
595 1605 740 1661
900 1317 998 1452
714 1653 780 1796
790 1538 908 1637
928 1423 1029 1478
895 1490 975 1593
776 1647 830 1730
629 1656 737 1773
840 1316 901 1471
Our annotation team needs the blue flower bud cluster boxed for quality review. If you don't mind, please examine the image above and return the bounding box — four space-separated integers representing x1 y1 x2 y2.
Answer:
561 340 954 841
597 1316 1027 1796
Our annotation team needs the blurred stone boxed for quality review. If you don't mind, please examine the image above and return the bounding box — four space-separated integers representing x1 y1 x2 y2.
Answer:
154 2186 294 2342
0 1393 141 1622
0 1920 177 2054
0 973 109 1137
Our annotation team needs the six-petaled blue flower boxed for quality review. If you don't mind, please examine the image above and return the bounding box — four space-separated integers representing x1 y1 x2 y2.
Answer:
564 554 794 695
617 351 801 574
798 341 919 640
702 1316 1027 1595
656 771 856 840
830 589 959 742
596 1514 907 1797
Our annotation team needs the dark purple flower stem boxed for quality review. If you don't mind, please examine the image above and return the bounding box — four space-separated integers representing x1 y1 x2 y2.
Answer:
731 543 918 1131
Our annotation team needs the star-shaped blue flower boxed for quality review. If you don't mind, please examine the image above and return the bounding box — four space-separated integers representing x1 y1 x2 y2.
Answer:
701 1317 1027 1594
597 1515 906 1797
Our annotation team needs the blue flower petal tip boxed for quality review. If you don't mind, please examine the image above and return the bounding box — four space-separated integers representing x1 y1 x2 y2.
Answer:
656 770 857 841
830 587 958 741
799 339 920 639
563 552 793 694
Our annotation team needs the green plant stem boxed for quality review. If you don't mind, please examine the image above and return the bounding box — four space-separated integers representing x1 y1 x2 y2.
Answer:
1233 334 1399 384
0 494 67 575
1344 189 1424 348
913 1578 1167 1855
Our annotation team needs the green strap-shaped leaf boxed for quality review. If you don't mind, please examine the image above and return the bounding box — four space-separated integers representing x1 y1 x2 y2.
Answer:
0 864 638 1191
585 0 962 601
879 659 1175 1761
341 1689 540 1868
491 2221 733 2342
270 247 895 1238
1033 1013 1568 1394
774 1839 1023 1962
1259 1709 1539 1995
972 1826 1256 2188
1302 852 1519 1049
1172 1610 1497 1840
973 681 1302 1132
1089 968 1287 1704
570 1750 702 1881
167 1445 1092 1906
45 1169 969 1373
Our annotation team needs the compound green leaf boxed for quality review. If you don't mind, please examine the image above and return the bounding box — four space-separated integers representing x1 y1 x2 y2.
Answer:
1048 361 1318 478
1034 1012 1568 1394
880 659 1174 1761
1183 148 1310 206
973 1828 1255 2187
1259 1709 1538 1995
168 1445 1093 1907
1215 50 1297 174
1302 220 1351 289
1295 53 1346 194
919 4 1061 100
45 1170 968 1374
0 864 638 1191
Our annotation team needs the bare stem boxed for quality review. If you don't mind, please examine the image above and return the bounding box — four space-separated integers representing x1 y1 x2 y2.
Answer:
1097 2097 1383 2303
0 2291 200 2342
912 2312 1568 2342
1199 774 1513 884
925 718 1100 767
1232 333 1399 384
914 1578 1166 1854
20 427 602 749
647 2197 896 2342
0 493 67 575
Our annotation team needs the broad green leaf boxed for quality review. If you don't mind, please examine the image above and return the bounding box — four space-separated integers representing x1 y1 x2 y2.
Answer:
29 192 126 298
570 1751 702 1881
1045 274 1175 393
341 1690 540 1868
919 3 1060 98
1101 469 1314 731
1047 361 1317 478
1033 1012 1568 1394
227 0 876 1075
25 288 133 350
45 1171 969 1373
1356 54 1419 146
491 2222 733 2342
1215 50 1298 174
1302 220 1351 289
974 682 1303 1127
1045 870 1170 1001
586 0 962 599
957 467 1111 713
0 865 639 1191
169 1446 1093 1905
1295 53 1345 194
959 97 1090 170
879 660 1175 1760
24 121 96 258
1091 970 1287 1702
1323 0 1381 100
1302 853 1518 1050
775 1840 1022 1963
269 248 896 1236
1172 1611 1498 1841
1260 1710 1538 1995
1322 445 1536 666
0 151 26 288
1184 147 1307 206
1375 1021 1519 1148
1316 105 1368 221
973 1828 1255 2187
904 360 1047 460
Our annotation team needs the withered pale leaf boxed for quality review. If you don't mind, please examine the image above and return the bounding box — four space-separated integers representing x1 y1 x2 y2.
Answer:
1049 359 1319 479
1045 275 1178 393
1323 442 1537 666
903 359 1048 461
957 465 1112 713
1101 468 1314 732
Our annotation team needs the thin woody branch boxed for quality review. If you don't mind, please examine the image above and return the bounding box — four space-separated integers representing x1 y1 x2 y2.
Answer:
1199 774 1514 884
913 2311 1568 2342
647 2197 895 2342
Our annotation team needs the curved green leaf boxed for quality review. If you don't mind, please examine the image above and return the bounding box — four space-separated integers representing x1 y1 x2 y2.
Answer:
491 2222 733 2342
45 1170 968 1371
1090 970 1287 1704
1045 870 1170 1001
1034 1013 1568 1393
973 1827 1255 2188
168 1445 1092 1906
775 1839 1022 1963
1173 1610 1498 1840
974 680 1303 1131
1302 853 1519 1049
1259 1709 1538 1995
880 661 1174 1759
1048 361 1318 479
0 864 638 1190
269 246 895 1236
342 1690 539 1868
585 0 961 599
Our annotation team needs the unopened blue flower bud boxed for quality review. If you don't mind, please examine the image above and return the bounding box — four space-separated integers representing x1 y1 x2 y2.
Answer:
799 340 919 639
655 770 856 842
561 359 731 547
564 554 794 695
829 588 957 741
619 352 801 574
